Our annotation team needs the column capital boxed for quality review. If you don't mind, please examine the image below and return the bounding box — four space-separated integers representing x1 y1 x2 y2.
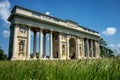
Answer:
49 29 53 32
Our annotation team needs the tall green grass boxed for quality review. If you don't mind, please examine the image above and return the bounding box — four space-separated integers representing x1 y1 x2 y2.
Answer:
0 58 120 80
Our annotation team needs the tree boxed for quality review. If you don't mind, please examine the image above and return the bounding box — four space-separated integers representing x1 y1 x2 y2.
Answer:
0 47 7 60
30 52 39 58
100 38 114 57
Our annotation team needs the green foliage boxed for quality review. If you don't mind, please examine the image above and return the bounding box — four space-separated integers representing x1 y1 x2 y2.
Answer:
100 38 114 57
30 52 39 58
0 58 120 80
0 47 7 60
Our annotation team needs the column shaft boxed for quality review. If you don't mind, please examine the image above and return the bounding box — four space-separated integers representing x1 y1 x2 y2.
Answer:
27 27 31 59
49 31 53 59
77 37 80 59
90 40 93 58
93 40 96 57
82 38 85 58
43 33 46 58
66 35 69 59
58 33 61 59
33 32 37 59
87 39 89 58
39 29 43 59
95 41 97 58
98 42 100 58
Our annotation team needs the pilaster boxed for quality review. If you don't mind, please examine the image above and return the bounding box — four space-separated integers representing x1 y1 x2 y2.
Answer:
12 25 18 60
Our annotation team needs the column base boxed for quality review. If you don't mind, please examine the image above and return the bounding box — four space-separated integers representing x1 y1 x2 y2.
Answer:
49 57 53 60
11 57 16 60
33 57 37 60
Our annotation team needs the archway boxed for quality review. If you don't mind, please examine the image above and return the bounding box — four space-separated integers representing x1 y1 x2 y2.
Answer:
69 38 76 59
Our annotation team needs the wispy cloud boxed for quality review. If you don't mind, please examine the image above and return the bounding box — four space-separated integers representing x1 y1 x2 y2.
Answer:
2 30 10 38
102 27 117 36
110 44 115 48
0 0 10 26
109 44 115 48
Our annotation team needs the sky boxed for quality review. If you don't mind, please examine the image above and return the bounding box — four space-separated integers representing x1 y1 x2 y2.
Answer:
0 0 120 55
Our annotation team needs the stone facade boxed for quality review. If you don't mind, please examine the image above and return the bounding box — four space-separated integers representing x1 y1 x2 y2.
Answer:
8 6 100 60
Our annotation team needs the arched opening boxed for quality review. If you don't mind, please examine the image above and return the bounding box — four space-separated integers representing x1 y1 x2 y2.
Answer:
69 38 76 59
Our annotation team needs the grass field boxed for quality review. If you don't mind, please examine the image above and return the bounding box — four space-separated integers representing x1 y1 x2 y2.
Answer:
0 58 120 80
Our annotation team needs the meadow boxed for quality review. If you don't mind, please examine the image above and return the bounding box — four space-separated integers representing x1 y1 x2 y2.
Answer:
0 58 120 80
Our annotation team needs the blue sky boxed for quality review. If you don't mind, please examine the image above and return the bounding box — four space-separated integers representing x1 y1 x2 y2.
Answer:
0 0 120 55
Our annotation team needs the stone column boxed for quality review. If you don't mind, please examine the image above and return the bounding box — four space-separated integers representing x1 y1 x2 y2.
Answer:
49 31 53 60
58 32 61 59
77 37 80 59
93 40 96 57
95 41 100 58
98 42 100 58
27 27 31 59
90 40 93 58
82 38 85 58
39 29 43 59
66 35 69 59
43 33 46 58
87 39 89 58
12 25 17 60
33 31 37 59
95 41 98 58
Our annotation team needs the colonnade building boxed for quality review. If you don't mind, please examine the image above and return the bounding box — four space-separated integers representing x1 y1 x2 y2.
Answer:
8 6 100 60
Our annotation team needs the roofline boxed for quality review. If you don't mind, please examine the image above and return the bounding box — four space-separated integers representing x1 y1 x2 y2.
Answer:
10 5 99 33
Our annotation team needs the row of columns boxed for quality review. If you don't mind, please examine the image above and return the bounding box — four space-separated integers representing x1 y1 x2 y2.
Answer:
27 28 57 60
84 38 97 58
27 27 99 60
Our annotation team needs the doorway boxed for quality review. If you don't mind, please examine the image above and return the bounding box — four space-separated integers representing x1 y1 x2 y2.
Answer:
69 38 76 59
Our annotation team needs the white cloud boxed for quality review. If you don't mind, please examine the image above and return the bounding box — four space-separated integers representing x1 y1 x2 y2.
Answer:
0 0 10 26
2 30 10 38
45 11 50 15
117 44 120 47
109 44 115 47
102 27 117 36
